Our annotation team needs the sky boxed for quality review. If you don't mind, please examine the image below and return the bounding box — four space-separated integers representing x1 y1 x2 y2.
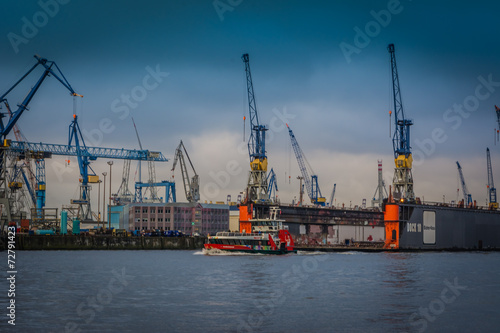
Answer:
1 0 500 211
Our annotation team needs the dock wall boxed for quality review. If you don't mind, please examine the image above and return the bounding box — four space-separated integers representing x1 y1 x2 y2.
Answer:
8 235 207 250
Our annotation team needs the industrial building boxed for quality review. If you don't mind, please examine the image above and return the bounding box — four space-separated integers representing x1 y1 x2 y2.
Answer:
124 202 229 235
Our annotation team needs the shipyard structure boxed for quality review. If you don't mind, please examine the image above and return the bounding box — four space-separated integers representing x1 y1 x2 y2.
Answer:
235 49 500 251
1 48 500 251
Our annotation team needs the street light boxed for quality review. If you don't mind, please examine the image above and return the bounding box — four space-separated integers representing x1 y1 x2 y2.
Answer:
102 172 107 228
97 179 102 225
107 161 113 229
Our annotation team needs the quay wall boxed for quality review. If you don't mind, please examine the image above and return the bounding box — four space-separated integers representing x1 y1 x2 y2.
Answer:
6 235 207 250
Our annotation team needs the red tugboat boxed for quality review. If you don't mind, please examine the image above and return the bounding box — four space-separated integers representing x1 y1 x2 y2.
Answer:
204 206 296 255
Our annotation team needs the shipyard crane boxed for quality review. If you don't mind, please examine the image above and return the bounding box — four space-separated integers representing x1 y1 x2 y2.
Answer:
328 184 336 207
242 53 269 202
114 159 133 205
172 140 200 203
5 104 38 211
388 44 415 202
114 118 145 205
128 117 166 203
0 55 82 141
9 122 168 221
372 160 388 208
456 161 472 207
7 160 32 217
286 123 326 206
68 114 97 220
0 55 81 230
486 148 498 209
267 168 278 203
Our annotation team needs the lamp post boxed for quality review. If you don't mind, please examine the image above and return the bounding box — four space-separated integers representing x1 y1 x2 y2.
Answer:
97 180 102 225
107 161 113 229
102 172 107 228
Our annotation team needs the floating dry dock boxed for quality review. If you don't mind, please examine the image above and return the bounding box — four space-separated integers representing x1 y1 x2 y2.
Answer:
384 202 500 250
242 201 500 251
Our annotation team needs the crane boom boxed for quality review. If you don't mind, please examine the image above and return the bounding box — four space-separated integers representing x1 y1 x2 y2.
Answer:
242 53 268 202
328 184 336 207
388 43 414 202
487 148 498 209
9 140 168 161
456 161 472 207
286 123 325 205
0 55 81 230
0 55 82 141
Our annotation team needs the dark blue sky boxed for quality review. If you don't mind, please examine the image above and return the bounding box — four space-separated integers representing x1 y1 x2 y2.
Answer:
1 0 499 206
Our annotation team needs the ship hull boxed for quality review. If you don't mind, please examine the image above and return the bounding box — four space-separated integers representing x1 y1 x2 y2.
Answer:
204 244 295 255
397 204 500 250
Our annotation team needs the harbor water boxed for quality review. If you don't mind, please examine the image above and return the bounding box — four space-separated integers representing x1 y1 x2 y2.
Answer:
1 250 499 332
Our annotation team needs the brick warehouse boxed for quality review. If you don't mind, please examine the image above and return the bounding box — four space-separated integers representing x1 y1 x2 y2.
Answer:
127 202 229 235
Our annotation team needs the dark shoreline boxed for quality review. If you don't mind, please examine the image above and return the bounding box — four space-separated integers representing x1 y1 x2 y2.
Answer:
2 234 207 251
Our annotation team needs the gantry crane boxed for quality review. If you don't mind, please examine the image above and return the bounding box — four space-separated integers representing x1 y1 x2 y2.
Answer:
242 53 269 203
286 123 326 206
172 140 200 203
9 125 168 221
456 161 472 207
388 44 415 202
486 148 498 209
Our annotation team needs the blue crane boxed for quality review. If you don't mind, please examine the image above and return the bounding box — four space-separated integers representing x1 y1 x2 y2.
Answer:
286 123 326 206
9 140 166 161
134 181 176 203
388 44 415 202
242 53 269 202
486 148 498 209
35 158 47 215
456 161 472 207
9 116 168 220
0 55 82 141
0 55 81 227
267 168 278 202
